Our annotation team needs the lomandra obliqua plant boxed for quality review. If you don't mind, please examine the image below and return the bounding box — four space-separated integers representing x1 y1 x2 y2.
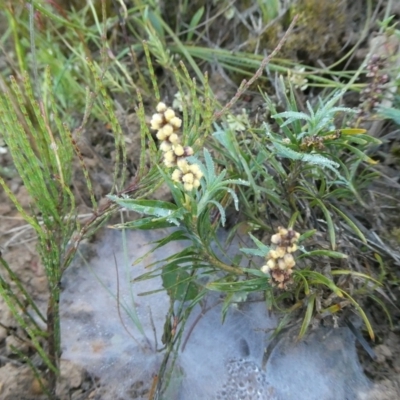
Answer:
99 72 390 397
109 78 387 397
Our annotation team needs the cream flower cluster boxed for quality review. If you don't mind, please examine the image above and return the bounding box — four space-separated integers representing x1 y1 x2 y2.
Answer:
150 102 203 191
261 227 300 289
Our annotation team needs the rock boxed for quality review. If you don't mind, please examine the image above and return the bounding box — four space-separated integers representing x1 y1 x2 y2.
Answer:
0 364 35 400
56 359 86 398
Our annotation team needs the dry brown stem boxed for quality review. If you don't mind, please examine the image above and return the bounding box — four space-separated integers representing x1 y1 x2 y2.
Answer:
213 14 299 120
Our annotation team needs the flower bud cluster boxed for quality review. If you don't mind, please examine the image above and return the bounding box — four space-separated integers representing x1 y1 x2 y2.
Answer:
150 102 203 191
171 159 203 192
261 227 300 289
357 55 389 119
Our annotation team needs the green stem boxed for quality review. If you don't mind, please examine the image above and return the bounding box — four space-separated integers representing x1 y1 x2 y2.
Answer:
204 254 245 276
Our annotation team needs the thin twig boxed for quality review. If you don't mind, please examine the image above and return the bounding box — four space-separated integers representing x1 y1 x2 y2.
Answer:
213 14 299 120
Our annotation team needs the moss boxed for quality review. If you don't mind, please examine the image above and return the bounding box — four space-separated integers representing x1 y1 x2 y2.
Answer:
260 0 348 65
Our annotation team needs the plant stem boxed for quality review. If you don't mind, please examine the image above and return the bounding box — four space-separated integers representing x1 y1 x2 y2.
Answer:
204 253 245 276
213 14 299 120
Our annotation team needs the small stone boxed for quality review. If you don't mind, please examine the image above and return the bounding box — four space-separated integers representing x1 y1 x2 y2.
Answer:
31 377 48 395
56 360 86 398
374 344 392 363
0 325 7 342
0 203 12 214
5 335 30 356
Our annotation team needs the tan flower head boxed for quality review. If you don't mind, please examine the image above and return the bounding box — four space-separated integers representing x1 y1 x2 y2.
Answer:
193 179 201 188
156 102 167 113
172 159 203 192
169 133 180 145
164 108 176 122
150 113 164 130
173 144 184 156
189 164 203 179
261 226 300 289
171 169 182 182
177 159 190 174
150 102 201 191
160 142 172 152
170 116 182 129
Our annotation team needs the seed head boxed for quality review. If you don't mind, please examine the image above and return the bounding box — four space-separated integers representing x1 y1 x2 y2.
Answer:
156 102 167 113
156 129 167 141
261 226 300 289
173 144 184 156
164 150 175 163
284 253 295 269
184 146 194 156
160 141 172 152
170 116 182 129
164 108 176 122
169 133 180 145
189 164 203 179
193 179 201 188
182 173 194 184
150 113 164 130
172 169 182 182
261 264 270 274
177 159 190 174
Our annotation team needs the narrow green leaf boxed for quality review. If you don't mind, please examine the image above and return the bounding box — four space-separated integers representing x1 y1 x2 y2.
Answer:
298 293 316 339
207 277 269 292
248 232 270 255
187 7 204 41
108 197 184 225
342 291 375 340
330 205 367 244
367 294 393 329
162 263 199 301
209 200 227 226
330 270 381 285
313 199 336 249
240 247 267 257
203 148 216 181
301 270 343 297
293 271 310 295
153 230 190 248
298 250 348 259
111 217 176 230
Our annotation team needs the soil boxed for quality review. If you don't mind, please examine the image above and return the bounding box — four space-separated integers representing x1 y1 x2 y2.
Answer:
1 0 400 399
